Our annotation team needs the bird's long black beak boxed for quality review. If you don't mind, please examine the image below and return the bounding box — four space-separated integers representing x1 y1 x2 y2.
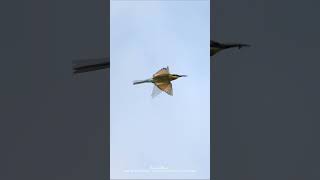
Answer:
238 44 251 49
179 75 187 77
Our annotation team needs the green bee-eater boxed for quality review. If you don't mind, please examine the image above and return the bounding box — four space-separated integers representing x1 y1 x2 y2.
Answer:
133 66 186 97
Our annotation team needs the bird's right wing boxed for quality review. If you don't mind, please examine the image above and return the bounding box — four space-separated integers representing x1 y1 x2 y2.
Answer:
153 66 170 77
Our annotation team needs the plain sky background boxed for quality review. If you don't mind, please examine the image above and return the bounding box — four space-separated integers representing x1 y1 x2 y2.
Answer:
1 0 320 180
111 1 210 179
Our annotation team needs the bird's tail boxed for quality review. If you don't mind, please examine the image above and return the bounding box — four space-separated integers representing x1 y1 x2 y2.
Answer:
133 79 152 85
72 58 110 74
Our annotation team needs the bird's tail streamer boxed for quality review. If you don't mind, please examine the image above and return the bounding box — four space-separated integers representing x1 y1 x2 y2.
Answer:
72 58 110 74
133 79 152 85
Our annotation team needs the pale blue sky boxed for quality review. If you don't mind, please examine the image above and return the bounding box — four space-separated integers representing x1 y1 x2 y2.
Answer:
110 1 210 179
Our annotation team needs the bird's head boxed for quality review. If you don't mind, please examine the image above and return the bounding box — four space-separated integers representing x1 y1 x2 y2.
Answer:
170 74 187 80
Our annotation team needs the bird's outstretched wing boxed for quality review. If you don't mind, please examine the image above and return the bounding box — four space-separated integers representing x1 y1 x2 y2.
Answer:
153 66 170 77
154 82 173 96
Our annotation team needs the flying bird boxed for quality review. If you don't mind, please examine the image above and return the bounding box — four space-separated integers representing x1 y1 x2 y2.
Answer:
72 58 109 74
133 66 187 97
211 40 250 56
